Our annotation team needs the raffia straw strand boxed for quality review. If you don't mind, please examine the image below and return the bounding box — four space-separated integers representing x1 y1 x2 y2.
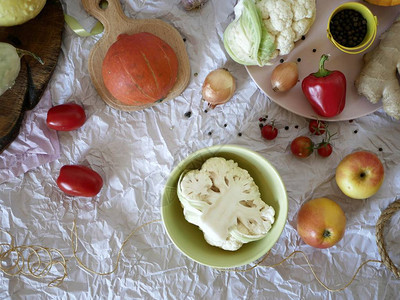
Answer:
375 198 400 278
220 250 383 292
1 197 399 291
0 229 68 287
71 219 161 276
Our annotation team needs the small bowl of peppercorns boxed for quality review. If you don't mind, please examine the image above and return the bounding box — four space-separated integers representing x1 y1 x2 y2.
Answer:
327 2 378 54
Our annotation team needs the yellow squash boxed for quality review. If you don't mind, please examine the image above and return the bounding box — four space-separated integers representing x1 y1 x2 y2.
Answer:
0 0 46 27
364 0 400 6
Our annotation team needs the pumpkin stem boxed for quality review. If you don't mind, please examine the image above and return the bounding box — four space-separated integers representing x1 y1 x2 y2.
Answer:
16 48 44 65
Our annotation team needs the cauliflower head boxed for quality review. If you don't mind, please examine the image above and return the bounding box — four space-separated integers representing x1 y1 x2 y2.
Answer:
177 157 275 251
255 0 316 56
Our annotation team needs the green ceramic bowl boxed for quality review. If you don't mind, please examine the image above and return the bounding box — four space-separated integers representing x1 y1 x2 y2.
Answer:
161 145 288 268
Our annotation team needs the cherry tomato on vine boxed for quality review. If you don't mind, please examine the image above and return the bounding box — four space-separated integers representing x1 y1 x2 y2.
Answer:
46 103 86 131
57 165 103 197
309 120 326 136
317 143 333 157
261 124 278 140
291 136 314 158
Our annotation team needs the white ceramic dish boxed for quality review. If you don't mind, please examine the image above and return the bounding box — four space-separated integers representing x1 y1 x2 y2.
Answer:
246 1 400 121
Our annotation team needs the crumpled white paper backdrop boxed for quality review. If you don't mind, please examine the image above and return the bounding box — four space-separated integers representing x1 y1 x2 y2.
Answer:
0 0 399 299
0 90 60 184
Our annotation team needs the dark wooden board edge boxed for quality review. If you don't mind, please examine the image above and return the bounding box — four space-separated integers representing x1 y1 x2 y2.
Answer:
0 0 64 154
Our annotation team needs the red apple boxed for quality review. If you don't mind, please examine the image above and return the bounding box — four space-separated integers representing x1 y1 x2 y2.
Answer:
335 151 384 199
297 197 346 249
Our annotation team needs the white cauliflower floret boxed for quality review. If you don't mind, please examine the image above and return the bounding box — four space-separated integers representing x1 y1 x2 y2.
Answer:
292 0 316 20
263 0 293 32
177 157 275 251
255 0 316 55
276 28 296 56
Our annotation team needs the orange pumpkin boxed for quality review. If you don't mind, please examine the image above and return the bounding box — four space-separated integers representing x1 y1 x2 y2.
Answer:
102 32 179 106
363 0 400 6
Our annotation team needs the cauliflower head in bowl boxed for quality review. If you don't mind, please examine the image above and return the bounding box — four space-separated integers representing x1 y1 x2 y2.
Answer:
223 0 316 66
177 157 275 251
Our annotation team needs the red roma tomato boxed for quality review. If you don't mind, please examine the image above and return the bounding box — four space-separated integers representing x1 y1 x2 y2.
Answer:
291 136 314 158
57 165 103 197
261 124 278 140
309 120 326 135
317 143 333 157
46 103 86 131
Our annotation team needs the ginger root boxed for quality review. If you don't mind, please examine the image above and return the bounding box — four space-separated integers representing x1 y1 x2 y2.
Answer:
355 18 400 119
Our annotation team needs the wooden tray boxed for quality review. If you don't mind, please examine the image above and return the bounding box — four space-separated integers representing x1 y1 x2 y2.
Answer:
0 0 64 153
82 0 191 111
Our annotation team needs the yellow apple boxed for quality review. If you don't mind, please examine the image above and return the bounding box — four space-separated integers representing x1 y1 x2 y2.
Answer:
297 197 346 249
335 151 384 199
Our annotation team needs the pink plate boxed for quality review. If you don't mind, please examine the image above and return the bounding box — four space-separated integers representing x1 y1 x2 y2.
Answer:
246 1 400 121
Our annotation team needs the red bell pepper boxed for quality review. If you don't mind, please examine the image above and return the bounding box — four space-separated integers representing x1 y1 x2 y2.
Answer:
302 54 346 118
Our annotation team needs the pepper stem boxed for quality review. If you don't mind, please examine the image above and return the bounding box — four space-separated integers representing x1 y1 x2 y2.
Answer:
313 54 331 78
16 48 44 65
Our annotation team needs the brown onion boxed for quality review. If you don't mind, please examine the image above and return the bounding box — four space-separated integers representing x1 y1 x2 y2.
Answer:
202 68 236 108
270 62 298 92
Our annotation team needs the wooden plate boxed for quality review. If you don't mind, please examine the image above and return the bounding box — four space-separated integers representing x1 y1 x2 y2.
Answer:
0 0 64 153
82 0 191 111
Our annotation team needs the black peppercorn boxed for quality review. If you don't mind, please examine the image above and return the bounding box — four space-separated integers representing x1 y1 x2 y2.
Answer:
330 9 367 48
184 111 192 118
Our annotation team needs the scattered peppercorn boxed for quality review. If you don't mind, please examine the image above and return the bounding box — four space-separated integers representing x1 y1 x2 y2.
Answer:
349 119 353 123
330 9 367 47
354 130 358 134
295 125 299 129
184 111 192 118
204 109 208 113
183 38 187 42
262 118 267 122
224 123 227 127
194 72 198 77
297 58 301 62
312 48 317 53
301 35 306 40
259 117 263 122
379 147 383 151
259 123 264 128
284 126 289 130
280 59 284 63
208 131 212 136
265 115 268 119
238 132 242 137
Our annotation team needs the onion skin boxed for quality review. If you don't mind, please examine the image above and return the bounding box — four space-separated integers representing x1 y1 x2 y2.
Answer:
202 68 236 108
270 62 298 92
181 0 208 10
